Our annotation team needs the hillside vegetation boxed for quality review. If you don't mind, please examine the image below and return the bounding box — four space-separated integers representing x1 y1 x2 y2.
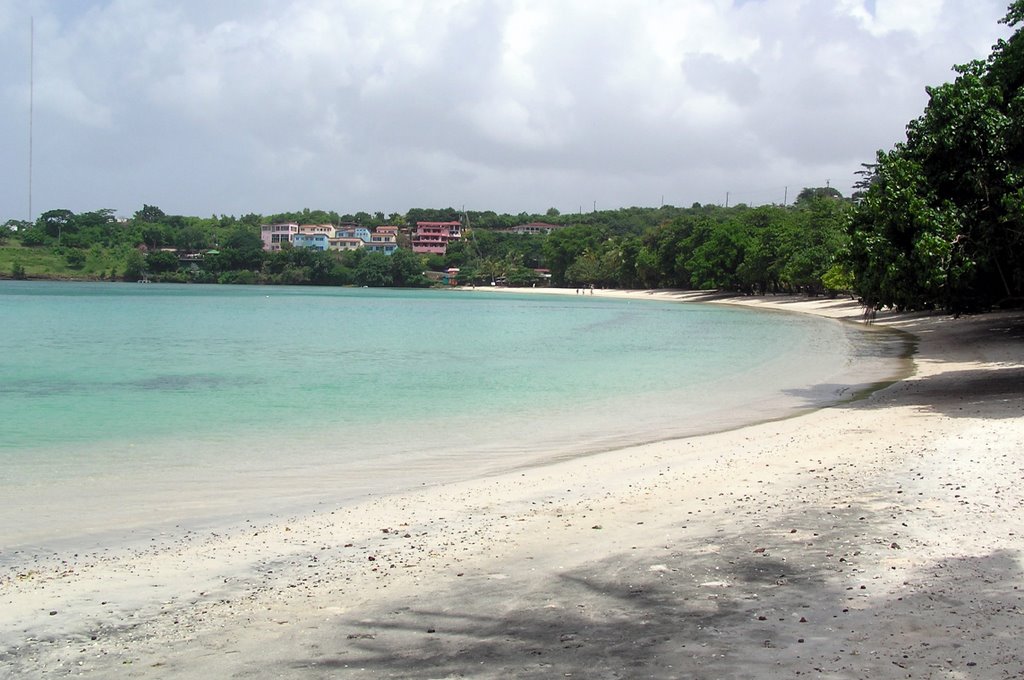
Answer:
0 194 852 296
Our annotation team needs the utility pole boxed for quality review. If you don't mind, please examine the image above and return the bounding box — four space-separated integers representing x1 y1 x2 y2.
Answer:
28 16 34 223
725 191 730 208
783 186 788 205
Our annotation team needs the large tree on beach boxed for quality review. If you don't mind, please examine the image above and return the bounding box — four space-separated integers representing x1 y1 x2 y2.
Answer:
849 1 1024 311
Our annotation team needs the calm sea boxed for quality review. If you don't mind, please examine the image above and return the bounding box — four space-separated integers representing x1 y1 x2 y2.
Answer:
0 281 909 552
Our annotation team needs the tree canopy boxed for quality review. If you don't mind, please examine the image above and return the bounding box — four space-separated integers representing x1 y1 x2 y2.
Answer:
3 195 856 293
849 1 1024 311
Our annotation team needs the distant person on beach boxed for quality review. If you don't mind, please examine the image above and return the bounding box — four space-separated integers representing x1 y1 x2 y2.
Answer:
863 304 877 324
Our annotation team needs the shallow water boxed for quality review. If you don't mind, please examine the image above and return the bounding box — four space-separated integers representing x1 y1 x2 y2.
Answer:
0 281 909 552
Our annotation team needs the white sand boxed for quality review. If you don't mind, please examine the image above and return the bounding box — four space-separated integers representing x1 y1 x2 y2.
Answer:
2 293 1022 678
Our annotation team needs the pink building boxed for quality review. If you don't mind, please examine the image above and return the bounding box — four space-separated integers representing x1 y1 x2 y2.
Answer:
411 221 462 255
260 223 299 251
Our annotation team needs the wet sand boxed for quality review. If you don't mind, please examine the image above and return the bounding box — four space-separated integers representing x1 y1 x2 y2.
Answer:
2 293 1022 678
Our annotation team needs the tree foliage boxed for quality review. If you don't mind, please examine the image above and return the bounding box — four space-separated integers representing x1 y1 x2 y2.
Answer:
6 195 855 294
849 1 1024 311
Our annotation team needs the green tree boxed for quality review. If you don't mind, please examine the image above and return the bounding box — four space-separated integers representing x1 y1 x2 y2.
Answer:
543 225 605 286
2 219 31 244
141 224 171 250
223 226 264 252
735 207 785 294
794 187 844 205
176 224 210 251
849 150 962 310
123 249 146 281
65 249 87 269
146 250 180 273
390 248 428 287
849 1 1024 310
19 228 49 247
134 204 167 223
686 220 748 289
354 253 393 287
780 196 851 295
37 209 76 244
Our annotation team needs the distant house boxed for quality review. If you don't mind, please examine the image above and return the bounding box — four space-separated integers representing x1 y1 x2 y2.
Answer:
298 224 336 237
260 223 300 251
335 225 372 243
370 230 397 245
328 236 364 252
292 233 330 251
424 267 460 286
501 221 563 235
365 228 399 255
365 242 398 255
177 251 206 271
412 221 462 255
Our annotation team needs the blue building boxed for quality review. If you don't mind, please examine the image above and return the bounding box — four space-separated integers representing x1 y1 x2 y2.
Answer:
336 226 372 243
365 242 398 255
292 233 330 251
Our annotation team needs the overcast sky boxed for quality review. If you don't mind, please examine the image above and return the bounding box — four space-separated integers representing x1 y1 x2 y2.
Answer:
0 0 1014 221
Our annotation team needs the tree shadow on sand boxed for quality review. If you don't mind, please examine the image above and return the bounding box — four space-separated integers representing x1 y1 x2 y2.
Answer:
266 502 1023 679
784 362 1024 421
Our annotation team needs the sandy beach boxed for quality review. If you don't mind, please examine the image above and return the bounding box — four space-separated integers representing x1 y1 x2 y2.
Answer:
2 292 1022 678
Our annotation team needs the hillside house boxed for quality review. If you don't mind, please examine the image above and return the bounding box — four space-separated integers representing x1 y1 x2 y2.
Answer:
412 221 461 255
261 223 300 251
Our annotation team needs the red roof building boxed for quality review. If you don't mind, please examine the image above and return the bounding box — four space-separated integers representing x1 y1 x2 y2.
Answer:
411 221 462 255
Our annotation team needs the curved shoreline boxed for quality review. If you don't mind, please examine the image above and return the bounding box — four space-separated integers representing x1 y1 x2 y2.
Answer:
2 294 1022 678
0 286 906 555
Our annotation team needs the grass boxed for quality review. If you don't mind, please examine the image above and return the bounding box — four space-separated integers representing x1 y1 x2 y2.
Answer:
0 242 127 280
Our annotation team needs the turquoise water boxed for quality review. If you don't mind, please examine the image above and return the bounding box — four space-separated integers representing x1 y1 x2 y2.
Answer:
0 281 908 551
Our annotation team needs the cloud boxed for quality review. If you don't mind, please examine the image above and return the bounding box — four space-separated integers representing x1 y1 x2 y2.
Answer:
0 0 1013 219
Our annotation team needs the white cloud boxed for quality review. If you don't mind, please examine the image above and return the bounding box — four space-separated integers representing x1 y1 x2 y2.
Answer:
0 0 1014 218
870 0 943 37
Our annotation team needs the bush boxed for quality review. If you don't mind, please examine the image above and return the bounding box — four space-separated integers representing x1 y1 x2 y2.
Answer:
218 269 257 285
146 250 181 273
65 249 87 269
123 250 145 281
155 271 190 283
821 263 854 294
20 229 49 247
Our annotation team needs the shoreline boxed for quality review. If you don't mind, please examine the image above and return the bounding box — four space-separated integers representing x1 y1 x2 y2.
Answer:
2 293 1023 677
0 285 907 556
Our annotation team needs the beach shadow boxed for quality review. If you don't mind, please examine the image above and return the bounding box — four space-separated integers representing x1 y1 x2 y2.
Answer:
268 504 1023 679
875 366 1024 419
783 361 1023 421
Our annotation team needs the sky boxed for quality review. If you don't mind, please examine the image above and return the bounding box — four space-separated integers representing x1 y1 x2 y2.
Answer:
0 0 1015 221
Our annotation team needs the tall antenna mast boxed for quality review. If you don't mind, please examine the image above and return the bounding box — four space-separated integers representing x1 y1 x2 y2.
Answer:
28 16 34 222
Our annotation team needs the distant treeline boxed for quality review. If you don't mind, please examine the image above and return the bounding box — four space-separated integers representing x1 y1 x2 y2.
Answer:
1 189 853 295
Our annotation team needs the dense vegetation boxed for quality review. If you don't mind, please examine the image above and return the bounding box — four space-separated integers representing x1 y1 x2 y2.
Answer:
848 1 1024 312
1 191 851 295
